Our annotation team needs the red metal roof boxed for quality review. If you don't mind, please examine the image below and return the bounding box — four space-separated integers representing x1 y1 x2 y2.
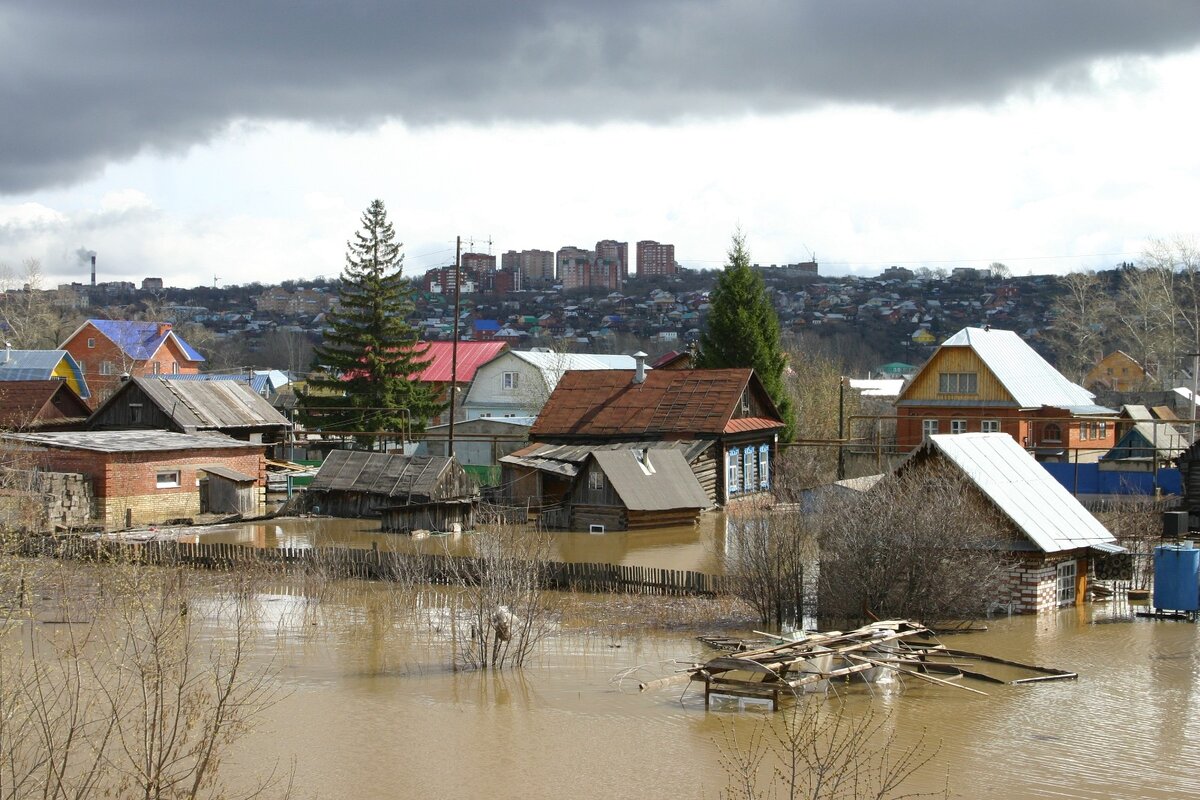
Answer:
724 417 785 434
414 341 508 383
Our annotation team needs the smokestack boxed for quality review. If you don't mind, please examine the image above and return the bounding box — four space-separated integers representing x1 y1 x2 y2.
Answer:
90 255 96 287
632 351 647 384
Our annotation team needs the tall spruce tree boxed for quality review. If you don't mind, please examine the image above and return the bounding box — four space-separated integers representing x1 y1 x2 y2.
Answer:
696 231 796 441
300 199 442 449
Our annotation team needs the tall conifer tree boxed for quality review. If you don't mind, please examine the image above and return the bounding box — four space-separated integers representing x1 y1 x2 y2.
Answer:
300 199 442 449
696 231 796 441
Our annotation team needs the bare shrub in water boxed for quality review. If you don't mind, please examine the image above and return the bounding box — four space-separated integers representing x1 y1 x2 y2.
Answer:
725 498 814 629
449 521 555 670
0 561 291 799
814 461 1008 626
717 697 945 800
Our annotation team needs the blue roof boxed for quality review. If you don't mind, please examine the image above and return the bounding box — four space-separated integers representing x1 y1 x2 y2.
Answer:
473 319 500 331
161 372 270 394
88 319 205 362
0 350 90 399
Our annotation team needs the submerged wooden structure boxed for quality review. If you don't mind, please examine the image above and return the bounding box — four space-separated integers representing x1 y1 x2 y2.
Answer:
306 450 479 525
684 620 1076 711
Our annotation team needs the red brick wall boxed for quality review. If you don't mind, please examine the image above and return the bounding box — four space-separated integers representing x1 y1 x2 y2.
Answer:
24 445 264 528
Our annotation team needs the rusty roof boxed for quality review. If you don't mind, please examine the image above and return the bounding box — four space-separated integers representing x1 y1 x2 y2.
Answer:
530 368 782 438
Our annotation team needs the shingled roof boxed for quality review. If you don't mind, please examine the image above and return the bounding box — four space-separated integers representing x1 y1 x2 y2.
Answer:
530 368 782 439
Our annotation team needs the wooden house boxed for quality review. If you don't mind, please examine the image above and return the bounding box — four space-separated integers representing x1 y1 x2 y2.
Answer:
500 440 713 530
900 433 1122 614
87 377 293 457
305 450 479 526
895 326 1117 461
518 359 783 509
0 380 91 431
59 319 204 398
1086 350 1152 393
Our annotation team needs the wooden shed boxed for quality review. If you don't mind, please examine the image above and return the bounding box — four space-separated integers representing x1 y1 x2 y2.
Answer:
568 448 710 531
306 450 479 520
198 464 260 516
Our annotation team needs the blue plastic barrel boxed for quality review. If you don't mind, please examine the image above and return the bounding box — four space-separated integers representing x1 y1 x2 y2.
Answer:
1153 543 1200 612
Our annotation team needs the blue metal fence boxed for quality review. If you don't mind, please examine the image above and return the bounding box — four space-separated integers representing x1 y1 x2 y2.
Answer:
1040 462 1181 496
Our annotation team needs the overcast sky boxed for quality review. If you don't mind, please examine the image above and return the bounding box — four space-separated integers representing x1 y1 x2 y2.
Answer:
3 1 1200 288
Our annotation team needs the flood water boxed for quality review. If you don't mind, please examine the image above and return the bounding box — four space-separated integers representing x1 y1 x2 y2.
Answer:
167 518 1200 798
192 515 730 574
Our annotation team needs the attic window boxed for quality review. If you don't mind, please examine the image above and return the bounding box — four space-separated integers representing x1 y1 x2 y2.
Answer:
502 371 519 390
938 372 977 394
740 390 750 416
130 403 143 424
588 470 605 491
87 337 96 349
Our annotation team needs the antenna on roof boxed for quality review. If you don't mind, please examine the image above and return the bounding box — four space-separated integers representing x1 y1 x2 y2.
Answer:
213 275 220 288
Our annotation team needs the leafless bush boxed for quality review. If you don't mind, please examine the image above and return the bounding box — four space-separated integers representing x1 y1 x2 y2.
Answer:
814 462 1008 626
447 522 556 670
0 561 291 799
1095 494 1171 589
718 697 946 800
725 498 815 629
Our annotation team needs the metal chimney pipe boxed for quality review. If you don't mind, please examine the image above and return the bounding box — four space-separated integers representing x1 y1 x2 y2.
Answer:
632 351 648 384
90 255 96 287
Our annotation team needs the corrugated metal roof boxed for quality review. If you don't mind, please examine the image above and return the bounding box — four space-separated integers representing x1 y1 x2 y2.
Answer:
4 430 258 453
82 320 205 362
1102 421 1189 461
935 327 1100 410
161 372 272 394
109 378 291 432
416 341 509 383
511 350 646 391
848 378 904 397
926 433 1116 553
591 448 709 511
0 350 89 399
309 450 455 500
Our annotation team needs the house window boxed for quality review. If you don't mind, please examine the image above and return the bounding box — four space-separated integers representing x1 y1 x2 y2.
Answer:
743 446 756 492
100 361 116 376
130 403 143 424
502 371 519 390
480 412 492 418
152 361 161 375
1044 423 1062 443
1057 560 1077 606
740 390 750 416
588 470 605 491
1099 421 1108 438
726 448 741 496
758 444 770 490
156 470 181 489
950 418 967 434
86 337 96 349
172 362 180 375
937 372 978 394
922 419 939 439
77 360 86 374
982 419 1000 433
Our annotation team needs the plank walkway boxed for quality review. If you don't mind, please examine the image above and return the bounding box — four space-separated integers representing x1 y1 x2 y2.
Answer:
18 536 732 597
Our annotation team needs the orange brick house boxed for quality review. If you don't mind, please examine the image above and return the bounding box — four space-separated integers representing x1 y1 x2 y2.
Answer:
59 319 205 399
895 327 1118 461
4 430 264 528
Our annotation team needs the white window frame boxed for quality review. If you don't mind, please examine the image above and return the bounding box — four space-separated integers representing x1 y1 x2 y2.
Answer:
1057 560 1077 606
726 448 741 496
922 419 939 439
743 446 756 492
758 444 770 490
587 470 605 491
86 337 96 348
950 418 967 434
100 360 116 376
501 371 519 390
981 419 1000 433
938 372 978 394
156 470 181 489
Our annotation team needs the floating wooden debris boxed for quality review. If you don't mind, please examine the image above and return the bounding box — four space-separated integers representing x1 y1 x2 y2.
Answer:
678 619 1076 711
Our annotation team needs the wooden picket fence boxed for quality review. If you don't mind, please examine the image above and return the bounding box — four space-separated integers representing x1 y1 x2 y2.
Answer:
18 536 731 597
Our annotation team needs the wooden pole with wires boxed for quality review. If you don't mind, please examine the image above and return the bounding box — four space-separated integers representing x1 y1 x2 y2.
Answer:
448 236 461 462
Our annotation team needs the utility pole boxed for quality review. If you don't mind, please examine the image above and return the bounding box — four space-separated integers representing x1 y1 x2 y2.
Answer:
448 236 461 462
836 376 846 481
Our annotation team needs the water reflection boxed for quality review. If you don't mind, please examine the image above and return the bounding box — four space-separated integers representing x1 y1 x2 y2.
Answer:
193 514 730 573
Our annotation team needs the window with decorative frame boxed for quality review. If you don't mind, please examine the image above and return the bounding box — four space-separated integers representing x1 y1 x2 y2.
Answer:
742 446 756 492
758 444 770 490
726 448 741 496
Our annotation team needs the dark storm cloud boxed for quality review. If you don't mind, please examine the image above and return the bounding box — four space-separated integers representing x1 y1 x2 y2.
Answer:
3 1 1200 193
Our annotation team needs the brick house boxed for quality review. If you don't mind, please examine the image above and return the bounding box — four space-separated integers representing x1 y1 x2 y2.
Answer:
895 326 1117 461
4 430 265 529
59 319 205 399
900 433 1122 613
0 380 91 431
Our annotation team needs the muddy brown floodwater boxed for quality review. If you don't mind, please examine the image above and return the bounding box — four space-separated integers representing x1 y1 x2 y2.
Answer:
190 519 1200 799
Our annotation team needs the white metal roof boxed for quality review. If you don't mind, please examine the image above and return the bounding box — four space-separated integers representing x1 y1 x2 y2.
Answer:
939 327 1103 411
927 433 1116 553
848 378 904 397
511 350 646 390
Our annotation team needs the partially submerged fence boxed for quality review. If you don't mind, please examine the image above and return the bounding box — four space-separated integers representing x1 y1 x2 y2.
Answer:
18 536 731 598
